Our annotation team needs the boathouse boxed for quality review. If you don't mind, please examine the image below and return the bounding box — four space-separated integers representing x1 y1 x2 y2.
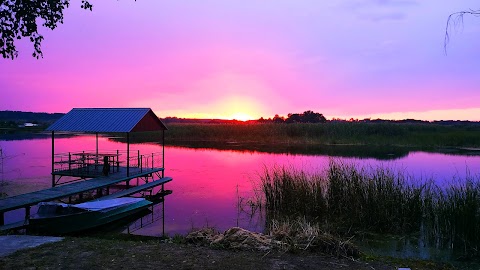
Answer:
0 108 172 233
47 108 168 186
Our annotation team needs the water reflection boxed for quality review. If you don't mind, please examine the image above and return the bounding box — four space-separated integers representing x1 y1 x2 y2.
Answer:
2 135 480 263
357 234 454 261
149 141 413 160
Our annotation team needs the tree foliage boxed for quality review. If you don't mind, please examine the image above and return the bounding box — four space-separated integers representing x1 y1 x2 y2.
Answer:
286 110 327 123
0 0 93 59
261 111 327 124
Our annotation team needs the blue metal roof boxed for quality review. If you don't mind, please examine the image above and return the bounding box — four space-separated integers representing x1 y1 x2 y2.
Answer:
46 108 167 133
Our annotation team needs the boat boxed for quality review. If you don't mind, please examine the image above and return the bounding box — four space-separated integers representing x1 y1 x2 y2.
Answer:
29 197 153 234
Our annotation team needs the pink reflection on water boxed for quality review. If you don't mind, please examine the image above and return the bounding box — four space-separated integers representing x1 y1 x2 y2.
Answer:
2 136 480 235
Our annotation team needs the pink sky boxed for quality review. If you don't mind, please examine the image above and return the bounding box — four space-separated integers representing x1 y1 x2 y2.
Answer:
1 0 480 121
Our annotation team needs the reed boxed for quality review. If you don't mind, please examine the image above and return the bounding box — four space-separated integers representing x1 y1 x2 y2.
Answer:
257 161 480 256
426 178 480 254
160 122 480 148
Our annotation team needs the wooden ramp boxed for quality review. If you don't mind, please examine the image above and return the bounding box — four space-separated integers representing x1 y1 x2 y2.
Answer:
96 177 172 201
0 167 164 214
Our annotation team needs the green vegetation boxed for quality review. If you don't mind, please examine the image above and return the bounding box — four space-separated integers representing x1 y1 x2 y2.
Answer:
256 161 480 258
158 122 480 148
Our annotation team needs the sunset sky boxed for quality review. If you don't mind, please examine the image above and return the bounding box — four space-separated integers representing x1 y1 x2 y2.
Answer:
1 0 479 121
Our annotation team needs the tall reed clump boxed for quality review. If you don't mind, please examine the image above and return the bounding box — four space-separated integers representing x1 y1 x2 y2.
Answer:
326 161 425 233
258 160 480 255
426 178 480 254
260 165 327 222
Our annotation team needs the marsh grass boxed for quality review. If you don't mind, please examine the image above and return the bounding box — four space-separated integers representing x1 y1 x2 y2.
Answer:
257 161 480 256
158 122 480 147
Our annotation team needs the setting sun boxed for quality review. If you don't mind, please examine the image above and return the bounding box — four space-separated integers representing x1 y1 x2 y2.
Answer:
214 96 265 121
231 112 253 121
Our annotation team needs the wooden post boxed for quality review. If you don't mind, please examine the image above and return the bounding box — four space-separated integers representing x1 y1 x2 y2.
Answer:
137 150 140 168
96 133 98 156
162 183 165 237
95 132 99 168
162 130 165 178
51 131 55 187
127 133 130 177
25 206 30 221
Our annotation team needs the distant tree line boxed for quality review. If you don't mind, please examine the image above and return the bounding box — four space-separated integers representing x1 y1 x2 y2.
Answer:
258 110 327 124
162 117 244 124
2 110 479 127
0 111 64 124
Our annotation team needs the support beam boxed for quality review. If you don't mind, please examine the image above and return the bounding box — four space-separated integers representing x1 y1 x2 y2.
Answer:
127 133 130 177
162 130 165 178
51 131 55 187
25 206 30 221
96 132 99 167
162 183 165 237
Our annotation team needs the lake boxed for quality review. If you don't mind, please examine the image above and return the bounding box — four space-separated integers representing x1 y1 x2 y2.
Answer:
1 135 480 262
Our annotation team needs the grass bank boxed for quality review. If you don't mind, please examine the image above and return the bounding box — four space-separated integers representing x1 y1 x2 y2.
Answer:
256 161 480 258
0 235 453 270
137 122 480 148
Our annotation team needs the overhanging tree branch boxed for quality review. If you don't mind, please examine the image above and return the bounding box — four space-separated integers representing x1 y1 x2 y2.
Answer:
444 9 480 55
0 0 93 59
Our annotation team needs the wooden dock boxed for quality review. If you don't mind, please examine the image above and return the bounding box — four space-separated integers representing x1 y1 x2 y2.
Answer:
0 166 166 227
96 177 172 201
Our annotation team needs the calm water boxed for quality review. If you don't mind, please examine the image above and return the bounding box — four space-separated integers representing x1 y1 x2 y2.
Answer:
1 135 480 262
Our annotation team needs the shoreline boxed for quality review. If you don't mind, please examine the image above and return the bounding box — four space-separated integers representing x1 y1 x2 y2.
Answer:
0 232 457 270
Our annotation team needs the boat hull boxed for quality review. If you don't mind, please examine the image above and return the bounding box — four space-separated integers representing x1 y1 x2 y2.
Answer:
29 199 152 235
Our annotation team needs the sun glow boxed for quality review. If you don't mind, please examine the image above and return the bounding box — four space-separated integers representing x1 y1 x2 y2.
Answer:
231 112 253 121
214 95 265 121
152 94 268 121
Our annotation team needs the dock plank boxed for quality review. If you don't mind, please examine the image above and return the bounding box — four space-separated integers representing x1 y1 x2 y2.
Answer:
0 167 165 213
96 177 173 201
0 220 28 232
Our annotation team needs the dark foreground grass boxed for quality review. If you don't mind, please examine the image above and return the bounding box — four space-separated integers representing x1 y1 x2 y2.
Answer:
157 122 480 148
258 161 480 257
0 235 453 270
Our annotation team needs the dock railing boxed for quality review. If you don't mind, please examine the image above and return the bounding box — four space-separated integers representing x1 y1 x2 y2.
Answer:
127 151 164 173
53 150 164 178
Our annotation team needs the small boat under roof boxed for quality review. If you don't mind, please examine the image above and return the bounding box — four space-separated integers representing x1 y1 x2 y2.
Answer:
29 197 152 235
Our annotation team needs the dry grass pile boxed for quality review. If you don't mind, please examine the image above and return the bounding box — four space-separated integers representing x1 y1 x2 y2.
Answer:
185 223 360 259
186 227 277 252
268 218 360 258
